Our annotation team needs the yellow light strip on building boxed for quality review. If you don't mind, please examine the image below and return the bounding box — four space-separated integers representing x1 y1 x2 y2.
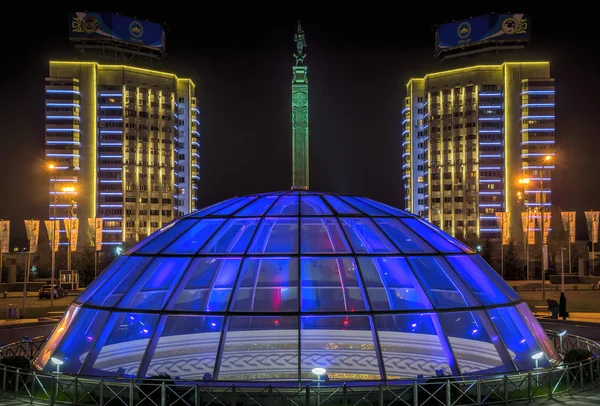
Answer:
50 61 196 88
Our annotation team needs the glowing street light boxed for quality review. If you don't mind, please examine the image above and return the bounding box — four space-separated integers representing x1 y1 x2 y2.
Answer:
531 351 544 369
558 330 567 357
51 357 64 374
312 367 326 403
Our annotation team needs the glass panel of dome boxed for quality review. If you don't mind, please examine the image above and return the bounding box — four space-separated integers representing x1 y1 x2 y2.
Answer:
407 257 480 309
87 256 153 307
235 195 279 216
445 255 510 306
300 218 351 253
189 197 244 218
212 196 257 215
374 218 436 253
117 257 191 310
357 257 433 311
75 255 128 304
438 311 513 374
375 314 452 378
124 220 182 255
248 218 299 254
33 305 80 369
267 194 299 215
83 312 159 377
218 316 298 380
167 258 242 312
411 218 474 254
323 195 360 214
340 218 399 253
470 255 521 302
201 219 260 254
300 195 333 215
146 315 223 380
515 302 560 364
300 315 381 380
162 219 224 254
488 307 546 371
356 197 413 217
300 257 368 312
43 308 110 374
339 196 390 216
230 258 298 312
135 220 198 254
400 218 463 253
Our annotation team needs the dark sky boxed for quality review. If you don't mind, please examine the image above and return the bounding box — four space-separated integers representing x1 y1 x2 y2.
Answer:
0 7 598 244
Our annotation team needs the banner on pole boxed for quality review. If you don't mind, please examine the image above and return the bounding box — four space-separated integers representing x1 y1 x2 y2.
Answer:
0 220 9 253
585 211 599 244
44 220 60 252
542 212 551 245
495 212 510 245
24 220 40 253
64 218 79 252
88 218 103 251
521 212 535 245
561 211 576 244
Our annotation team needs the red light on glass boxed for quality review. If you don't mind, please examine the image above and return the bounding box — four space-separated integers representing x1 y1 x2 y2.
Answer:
343 320 349 326
274 319 279 325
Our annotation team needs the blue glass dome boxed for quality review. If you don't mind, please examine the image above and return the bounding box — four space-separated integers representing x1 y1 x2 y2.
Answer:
34 190 558 381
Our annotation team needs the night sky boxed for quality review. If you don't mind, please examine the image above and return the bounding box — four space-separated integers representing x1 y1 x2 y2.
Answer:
0 7 598 245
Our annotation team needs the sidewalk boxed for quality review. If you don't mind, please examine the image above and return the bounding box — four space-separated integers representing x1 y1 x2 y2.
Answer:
537 312 600 325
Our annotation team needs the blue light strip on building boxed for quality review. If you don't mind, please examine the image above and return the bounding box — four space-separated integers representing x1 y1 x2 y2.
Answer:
521 90 555 95
47 141 81 145
46 128 81 133
522 140 555 145
99 130 124 134
479 142 502 146
521 103 555 108
46 116 80 120
479 92 503 96
479 105 502 109
521 128 555 132
100 118 123 121
99 106 123 109
46 89 80 94
478 117 502 121
99 93 123 97
47 103 80 107
479 130 502 134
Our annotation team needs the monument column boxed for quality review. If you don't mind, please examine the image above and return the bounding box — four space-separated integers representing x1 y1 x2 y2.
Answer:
292 22 309 189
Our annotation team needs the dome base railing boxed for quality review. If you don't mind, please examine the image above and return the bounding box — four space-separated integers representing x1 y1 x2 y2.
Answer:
1 330 599 405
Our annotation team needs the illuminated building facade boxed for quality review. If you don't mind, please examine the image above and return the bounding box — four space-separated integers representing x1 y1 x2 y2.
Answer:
403 63 555 240
45 62 200 247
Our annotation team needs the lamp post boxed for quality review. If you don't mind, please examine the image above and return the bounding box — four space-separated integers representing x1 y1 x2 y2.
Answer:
558 330 567 358
560 247 567 293
539 155 552 301
312 367 326 404
47 163 58 308
62 187 76 291
518 179 531 281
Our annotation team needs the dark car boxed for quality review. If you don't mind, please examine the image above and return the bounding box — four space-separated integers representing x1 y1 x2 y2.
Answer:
38 285 65 299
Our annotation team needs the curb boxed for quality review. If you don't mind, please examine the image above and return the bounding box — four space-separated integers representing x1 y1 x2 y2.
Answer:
537 317 600 328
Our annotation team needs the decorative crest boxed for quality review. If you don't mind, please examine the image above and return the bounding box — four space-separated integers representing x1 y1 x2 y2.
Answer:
294 21 307 65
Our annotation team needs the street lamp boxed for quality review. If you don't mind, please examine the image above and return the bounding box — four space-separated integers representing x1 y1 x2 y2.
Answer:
312 367 326 404
558 330 567 358
531 351 544 370
539 155 553 301
62 187 76 291
51 357 63 374
518 178 531 281
47 163 58 308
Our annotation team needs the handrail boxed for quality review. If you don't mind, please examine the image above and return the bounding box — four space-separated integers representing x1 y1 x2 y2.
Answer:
1 330 599 405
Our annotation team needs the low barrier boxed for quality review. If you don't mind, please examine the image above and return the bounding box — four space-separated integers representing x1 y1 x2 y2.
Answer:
0 330 598 405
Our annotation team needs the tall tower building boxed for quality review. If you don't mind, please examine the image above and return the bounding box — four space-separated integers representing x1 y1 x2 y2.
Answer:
403 62 555 240
45 62 200 247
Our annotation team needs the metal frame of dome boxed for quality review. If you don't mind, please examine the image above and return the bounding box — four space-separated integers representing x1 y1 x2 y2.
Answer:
33 190 559 383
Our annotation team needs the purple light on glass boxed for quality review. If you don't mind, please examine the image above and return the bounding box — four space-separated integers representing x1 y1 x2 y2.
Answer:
86 336 93 341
